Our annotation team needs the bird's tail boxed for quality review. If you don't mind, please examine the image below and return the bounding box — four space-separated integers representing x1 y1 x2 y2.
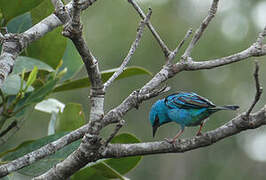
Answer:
211 105 239 111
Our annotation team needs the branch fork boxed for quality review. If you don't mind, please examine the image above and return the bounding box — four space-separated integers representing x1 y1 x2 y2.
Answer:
2 0 266 179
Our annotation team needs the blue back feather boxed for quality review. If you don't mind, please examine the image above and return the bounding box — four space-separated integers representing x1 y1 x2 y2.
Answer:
164 92 215 109
150 92 239 130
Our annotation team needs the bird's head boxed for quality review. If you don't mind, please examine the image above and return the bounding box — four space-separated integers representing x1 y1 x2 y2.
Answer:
149 100 170 137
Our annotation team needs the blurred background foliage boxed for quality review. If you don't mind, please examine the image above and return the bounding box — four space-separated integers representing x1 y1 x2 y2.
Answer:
1 0 266 179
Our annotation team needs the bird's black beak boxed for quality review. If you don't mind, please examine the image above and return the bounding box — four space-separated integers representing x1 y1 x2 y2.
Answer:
152 115 160 138
152 125 159 137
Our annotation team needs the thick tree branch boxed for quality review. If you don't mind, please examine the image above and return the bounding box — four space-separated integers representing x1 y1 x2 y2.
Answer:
32 1 106 178
0 0 97 88
51 0 70 24
0 124 89 178
103 107 266 157
34 8 154 179
63 0 104 122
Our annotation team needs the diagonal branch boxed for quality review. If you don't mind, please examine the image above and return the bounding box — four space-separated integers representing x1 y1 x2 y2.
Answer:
0 124 89 178
182 0 219 60
167 28 193 61
128 0 171 57
103 8 152 91
104 120 125 146
103 107 266 158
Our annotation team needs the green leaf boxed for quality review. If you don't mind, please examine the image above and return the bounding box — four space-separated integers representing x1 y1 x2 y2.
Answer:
72 133 141 180
89 162 128 180
6 12 32 33
72 168 108 180
12 56 54 74
1 176 10 180
55 103 85 132
0 0 43 24
24 78 59 105
53 66 152 92
3 132 81 176
25 66 38 91
1 74 34 95
60 39 83 82
105 133 142 175
0 140 35 158
27 0 67 68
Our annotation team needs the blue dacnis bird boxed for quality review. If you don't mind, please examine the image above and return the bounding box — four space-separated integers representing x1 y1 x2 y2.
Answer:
149 92 239 143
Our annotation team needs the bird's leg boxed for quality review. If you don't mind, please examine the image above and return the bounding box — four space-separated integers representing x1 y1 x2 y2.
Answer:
164 128 184 144
196 122 204 136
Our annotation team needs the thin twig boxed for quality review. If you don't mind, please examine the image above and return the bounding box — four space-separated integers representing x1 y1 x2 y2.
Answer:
104 120 125 146
128 0 171 57
246 61 263 117
103 9 152 91
168 28 193 61
182 0 219 60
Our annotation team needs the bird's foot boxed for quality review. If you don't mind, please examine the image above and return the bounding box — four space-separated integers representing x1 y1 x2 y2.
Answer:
196 132 202 136
164 138 177 144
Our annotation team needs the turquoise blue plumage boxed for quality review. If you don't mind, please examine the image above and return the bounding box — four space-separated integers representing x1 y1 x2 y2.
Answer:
149 92 239 143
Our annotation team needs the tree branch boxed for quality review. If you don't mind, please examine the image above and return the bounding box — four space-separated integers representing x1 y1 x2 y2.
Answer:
1 26 265 179
184 44 266 70
1 1 266 179
0 0 98 88
182 0 219 60
128 0 171 57
63 0 104 121
104 120 125 146
103 9 152 91
245 61 263 117
103 107 266 157
167 28 193 62
0 124 89 178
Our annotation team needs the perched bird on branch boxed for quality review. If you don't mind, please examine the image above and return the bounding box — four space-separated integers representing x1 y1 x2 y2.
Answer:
149 92 239 143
